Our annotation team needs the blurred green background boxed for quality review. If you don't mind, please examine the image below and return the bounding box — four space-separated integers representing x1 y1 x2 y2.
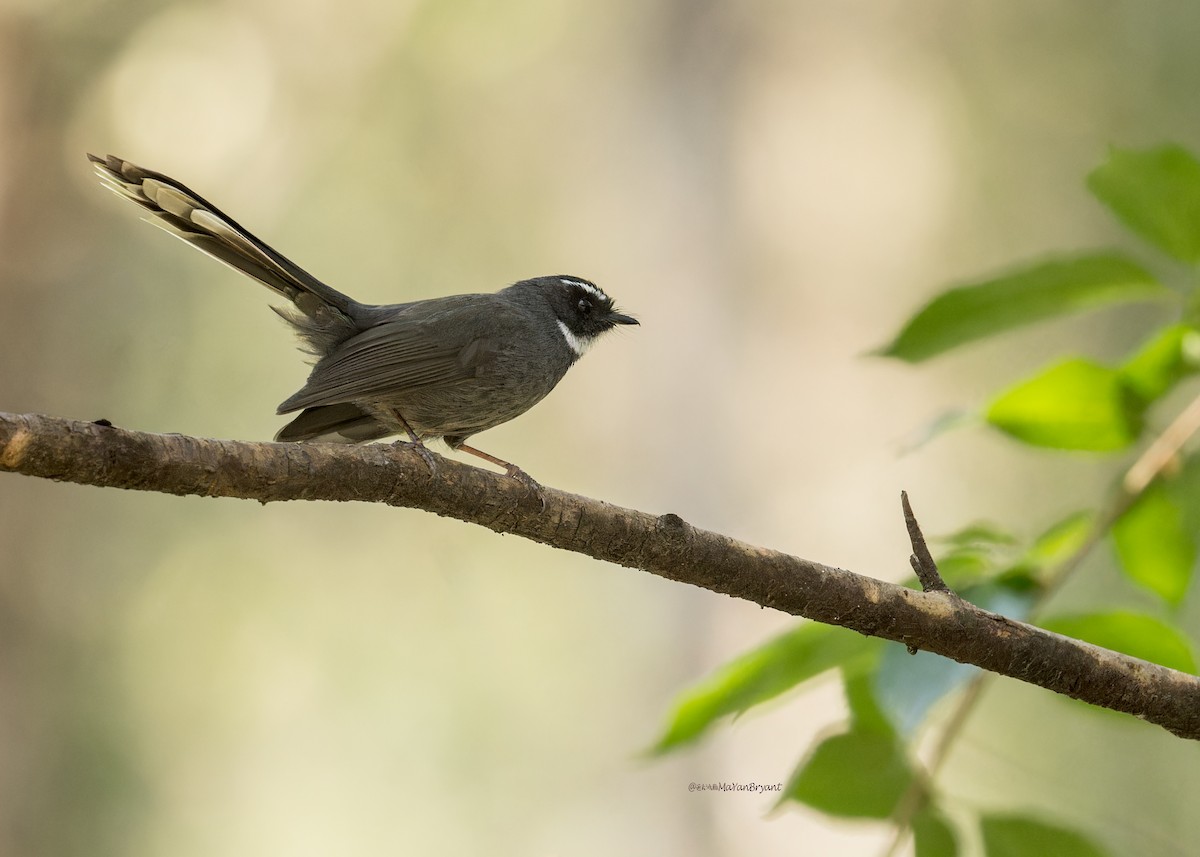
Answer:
2 1 1200 855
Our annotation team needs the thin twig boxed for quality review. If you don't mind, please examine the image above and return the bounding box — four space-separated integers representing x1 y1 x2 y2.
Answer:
881 676 988 857
1123 389 1200 495
901 490 950 593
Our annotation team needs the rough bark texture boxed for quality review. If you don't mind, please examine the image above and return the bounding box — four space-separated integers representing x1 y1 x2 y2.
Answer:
3 411 1199 740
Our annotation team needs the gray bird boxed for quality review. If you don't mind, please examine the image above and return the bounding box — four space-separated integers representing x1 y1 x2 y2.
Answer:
88 154 637 497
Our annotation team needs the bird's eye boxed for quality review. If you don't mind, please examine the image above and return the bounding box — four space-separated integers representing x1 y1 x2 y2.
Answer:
577 298 592 315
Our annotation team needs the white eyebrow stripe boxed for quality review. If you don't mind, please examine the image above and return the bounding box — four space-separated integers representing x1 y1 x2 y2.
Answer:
559 277 609 302
556 319 594 357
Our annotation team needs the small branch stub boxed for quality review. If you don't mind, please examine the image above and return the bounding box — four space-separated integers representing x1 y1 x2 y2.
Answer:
901 490 951 593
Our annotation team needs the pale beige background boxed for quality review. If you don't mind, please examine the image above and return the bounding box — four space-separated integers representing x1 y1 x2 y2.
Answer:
1 2 1198 856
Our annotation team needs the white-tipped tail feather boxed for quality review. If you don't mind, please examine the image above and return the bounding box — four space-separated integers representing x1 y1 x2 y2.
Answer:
87 153 357 318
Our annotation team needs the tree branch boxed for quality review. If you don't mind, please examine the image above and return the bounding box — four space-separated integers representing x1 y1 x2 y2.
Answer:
3 411 1199 740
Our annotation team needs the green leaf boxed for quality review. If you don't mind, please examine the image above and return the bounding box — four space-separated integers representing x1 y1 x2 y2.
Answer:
1041 611 1196 673
1111 483 1196 605
1168 452 1200 536
926 522 1021 588
932 550 996 588
1119 324 1200 402
650 624 880 753
981 814 1109 857
936 522 1019 548
913 808 959 857
1026 510 1096 568
783 730 911 818
877 254 1165 363
1088 144 1200 263
986 358 1144 450
843 670 894 736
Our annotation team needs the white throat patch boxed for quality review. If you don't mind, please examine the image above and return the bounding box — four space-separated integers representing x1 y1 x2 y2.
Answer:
557 319 594 357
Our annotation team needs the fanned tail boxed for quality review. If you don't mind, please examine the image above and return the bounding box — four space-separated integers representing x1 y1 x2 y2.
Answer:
88 153 359 320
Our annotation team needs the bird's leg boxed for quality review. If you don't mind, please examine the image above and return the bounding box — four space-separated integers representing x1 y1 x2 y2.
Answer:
455 443 546 510
389 409 439 476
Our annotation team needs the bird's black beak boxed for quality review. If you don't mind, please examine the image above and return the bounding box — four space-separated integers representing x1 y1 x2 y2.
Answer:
610 312 639 326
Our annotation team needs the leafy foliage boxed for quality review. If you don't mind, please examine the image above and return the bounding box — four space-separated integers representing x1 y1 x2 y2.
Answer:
783 729 912 818
1041 611 1196 673
876 254 1165 363
654 144 1200 854
1086 144 1200 263
980 814 1110 857
650 623 880 753
1111 482 1196 605
986 357 1144 450
912 808 958 857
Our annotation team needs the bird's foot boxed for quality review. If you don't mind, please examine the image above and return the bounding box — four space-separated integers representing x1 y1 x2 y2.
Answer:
505 464 546 511
452 442 546 511
392 438 440 476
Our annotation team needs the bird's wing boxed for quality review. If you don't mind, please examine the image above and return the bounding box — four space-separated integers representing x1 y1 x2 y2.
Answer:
276 302 505 413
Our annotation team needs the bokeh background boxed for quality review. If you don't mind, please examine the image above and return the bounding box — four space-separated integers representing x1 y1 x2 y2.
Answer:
2 2 1200 855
